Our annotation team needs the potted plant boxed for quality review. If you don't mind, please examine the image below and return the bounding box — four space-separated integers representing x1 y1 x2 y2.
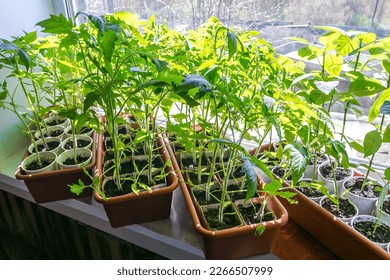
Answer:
0 20 95 203
54 12 180 227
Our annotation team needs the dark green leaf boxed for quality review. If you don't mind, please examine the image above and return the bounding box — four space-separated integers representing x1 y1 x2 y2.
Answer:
382 60 390 75
0 81 8 100
17 49 31 71
36 14 73 34
175 75 212 95
153 58 168 72
101 30 117 64
88 15 106 34
0 42 19 51
84 91 100 112
227 31 237 58
363 130 382 157
241 158 258 200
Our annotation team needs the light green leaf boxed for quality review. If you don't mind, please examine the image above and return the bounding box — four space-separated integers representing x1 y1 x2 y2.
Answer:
36 14 73 34
363 130 382 157
384 167 390 180
324 54 343 76
368 88 390 122
285 143 309 186
349 141 364 154
383 125 390 143
69 179 86 195
197 58 217 72
335 34 353 56
382 60 390 75
255 225 266 236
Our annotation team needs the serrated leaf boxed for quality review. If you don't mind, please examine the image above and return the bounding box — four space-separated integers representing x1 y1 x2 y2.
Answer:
285 143 309 186
84 91 100 112
363 130 382 157
36 14 73 34
101 30 117 64
314 80 339 95
69 179 86 195
369 88 390 122
88 14 106 34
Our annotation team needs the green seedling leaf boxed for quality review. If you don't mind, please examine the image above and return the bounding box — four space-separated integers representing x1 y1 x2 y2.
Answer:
36 14 73 34
17 49 31 71
369 88 390 122
349 141 364 154
69 179 86 195
84 91 101 112
285 143 309 186
382 60 390 75
255 225 266 236
101 30 117 64
0 81 8 100
383 125 390 143
384 167 390 180
363 130 382 157
241 157 258 200
227 31 238 58
175 75 212 95
0 42 19 51
314 80 339 95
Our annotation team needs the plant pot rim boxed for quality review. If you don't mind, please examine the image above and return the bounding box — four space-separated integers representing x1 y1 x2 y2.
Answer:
57 147 93 168
28 137 62 154
93 132 178 205
342 176 382 201
318 160 354 182
21 151 57 174
61 134 93 150
16 132 97 181
351 214 390 247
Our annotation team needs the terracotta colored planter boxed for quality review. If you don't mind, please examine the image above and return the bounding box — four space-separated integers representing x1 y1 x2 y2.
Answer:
165 137 288 259
94 133 178 228
253 143 390 260
15 133 97 203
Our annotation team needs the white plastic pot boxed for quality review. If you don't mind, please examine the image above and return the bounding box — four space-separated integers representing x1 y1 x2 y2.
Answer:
341 176 381 215
57 148 93 170
64 125 94 138
61 135 93 151
28 137 62 155
350 215 390 250
295 178 326 204
34 125 65 140
317 161 353 194
44 115 70 128
319 196 359 223
376 195 390 226
21 151 57 174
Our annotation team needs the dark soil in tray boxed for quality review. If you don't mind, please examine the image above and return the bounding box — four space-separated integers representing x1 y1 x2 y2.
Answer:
353 220 390 244
34 141 60 152
105 137 131 150
180 154 209 168
193 188 222 206
204 204 241 230
343 177 381 199
44 128 64 138
104 156 164 177
103 175 166 197
46 118 67 126
226 184 253 202
187 172 211 185
79 126 93 134
273 166 292 180
63 154 90 165
25 158 55 170
237 203 274 224
321 197 357 219
319 163 352 181
63 139 91 149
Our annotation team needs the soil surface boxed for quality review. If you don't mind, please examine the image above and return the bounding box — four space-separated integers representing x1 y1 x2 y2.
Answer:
204 205 241 231
63 139 91 149
273 166 292 180
34 141 60 152
319 163 352 181
26 158 54 170
237 203 274 225
46 118 67 126
63 154 90 165
295 179 325 198
383 199 390 215
321 197 357 219
44 128 64 138
193 188 222 206
353 220 390 243
343 177 381 198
